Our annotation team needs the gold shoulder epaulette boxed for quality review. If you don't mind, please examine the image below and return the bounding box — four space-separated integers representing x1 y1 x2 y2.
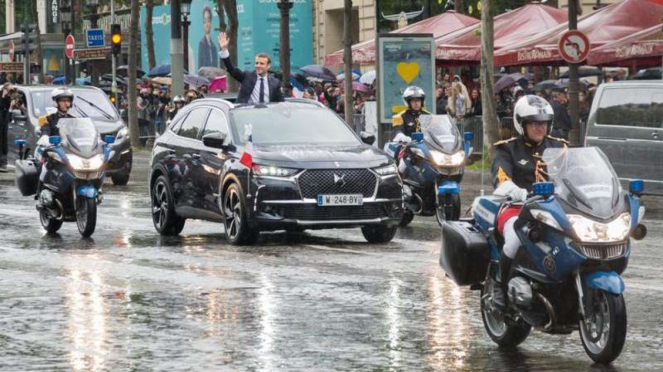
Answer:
493 137 517 146
546 135 569 145
392 111 405 127
422 109 432 115
38 114 51 127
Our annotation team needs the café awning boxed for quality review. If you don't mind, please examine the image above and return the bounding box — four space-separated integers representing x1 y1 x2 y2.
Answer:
587 24 663 67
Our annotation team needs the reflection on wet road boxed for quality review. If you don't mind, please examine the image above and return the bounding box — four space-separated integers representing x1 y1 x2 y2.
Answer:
0 157 662 371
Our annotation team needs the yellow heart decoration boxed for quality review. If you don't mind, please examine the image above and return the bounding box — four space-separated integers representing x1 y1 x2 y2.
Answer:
396 62 420 84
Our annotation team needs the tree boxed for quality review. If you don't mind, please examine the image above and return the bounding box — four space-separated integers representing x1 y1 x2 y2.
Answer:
480 0 499 159
128 0 140 147
145 0 156 70
343 0 354 127
30 0 43 83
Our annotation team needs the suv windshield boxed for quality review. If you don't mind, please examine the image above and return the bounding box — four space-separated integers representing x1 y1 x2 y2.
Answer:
595 87 663 128
30 89 118 121
230 104 360 146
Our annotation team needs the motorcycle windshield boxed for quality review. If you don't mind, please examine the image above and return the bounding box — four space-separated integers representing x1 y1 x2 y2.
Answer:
542 147 623 219
57 118 100 155
420 115 461 154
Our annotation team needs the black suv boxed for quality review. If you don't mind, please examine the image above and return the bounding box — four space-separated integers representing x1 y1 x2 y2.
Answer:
149 99 403 245
8 85 132 185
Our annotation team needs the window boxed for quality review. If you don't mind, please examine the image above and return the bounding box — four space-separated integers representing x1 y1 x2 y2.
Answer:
178 108 209 139
596 88 663 129
169 112 188 133
200 109 229 138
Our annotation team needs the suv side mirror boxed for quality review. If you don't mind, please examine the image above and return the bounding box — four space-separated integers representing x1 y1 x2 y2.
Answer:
11 109 26 123
202 132 228 149
359 131 375 145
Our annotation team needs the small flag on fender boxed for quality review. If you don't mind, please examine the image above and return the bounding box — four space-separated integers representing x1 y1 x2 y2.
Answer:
239 124 253 169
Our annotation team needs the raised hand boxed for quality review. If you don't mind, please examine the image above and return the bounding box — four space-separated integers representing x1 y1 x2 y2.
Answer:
218 32 229 51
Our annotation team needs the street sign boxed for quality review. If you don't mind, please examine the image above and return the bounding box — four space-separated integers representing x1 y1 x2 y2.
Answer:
65 35 75 59
8 40 14 62
558 30 590 64
73 47 111 60
0 62 25 72
86 28 106 48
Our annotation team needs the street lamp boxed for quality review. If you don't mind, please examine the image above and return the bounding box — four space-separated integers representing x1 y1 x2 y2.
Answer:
181 0 192 73
60 0 73 84
86 0 100 87
277 0 293 90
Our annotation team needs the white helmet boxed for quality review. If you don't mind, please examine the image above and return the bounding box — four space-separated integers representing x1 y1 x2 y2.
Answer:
52 87 74 105
402 86 425 107
173 95 185 104
513 95 554 136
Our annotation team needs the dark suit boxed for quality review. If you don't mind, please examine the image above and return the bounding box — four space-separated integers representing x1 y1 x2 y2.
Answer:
221 56 284 104
198 37 218 68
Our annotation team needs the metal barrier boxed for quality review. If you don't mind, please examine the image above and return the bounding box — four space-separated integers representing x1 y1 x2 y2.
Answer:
462 116 484 156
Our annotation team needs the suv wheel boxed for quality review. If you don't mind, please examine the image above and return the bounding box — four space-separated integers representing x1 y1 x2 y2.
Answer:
151 175 185 235
361 224 398 243
111 173 130 186
223 183 259 245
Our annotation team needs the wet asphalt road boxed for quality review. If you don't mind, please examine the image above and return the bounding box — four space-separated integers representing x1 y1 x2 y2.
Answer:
0 152 662 371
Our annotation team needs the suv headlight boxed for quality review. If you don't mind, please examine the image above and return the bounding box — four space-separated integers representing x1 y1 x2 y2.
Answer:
252 165 298 178
568 213 631 242
431 150 465 166
373 164 397 176
68 154 104 171
116 127 128 140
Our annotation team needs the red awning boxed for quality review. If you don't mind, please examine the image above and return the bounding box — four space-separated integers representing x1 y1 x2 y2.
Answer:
494 0 663 67
324 11 478 66
435 3 567 63
587 24 663 67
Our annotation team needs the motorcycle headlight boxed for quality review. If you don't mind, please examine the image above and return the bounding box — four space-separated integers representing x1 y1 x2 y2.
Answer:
116 127 128 140
431 150 465 166
568 213 631 243
529 209 562 231
373 164 397 176
68 154 105 171
252 165 298 178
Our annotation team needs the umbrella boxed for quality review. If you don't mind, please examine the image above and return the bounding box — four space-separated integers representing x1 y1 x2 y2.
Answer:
152 76 172 85
633 68 661 80
300 65 336 81
53 76 67 85
117 65 145 78
75 76 91 86
494 73 527 93
184 74 210 88
559 67 603 79
533 79 559 92
359 70 376 85
147 64 187 77
352 81 371 94
208 76 227 92
555 78 589 89
336 69 362 81
198 66 225 79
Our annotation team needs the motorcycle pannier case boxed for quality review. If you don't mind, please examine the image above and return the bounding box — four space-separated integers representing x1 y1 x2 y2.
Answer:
439 220 490 286
15 159 39 196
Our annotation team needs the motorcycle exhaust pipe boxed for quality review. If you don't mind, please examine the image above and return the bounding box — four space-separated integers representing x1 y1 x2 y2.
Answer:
631 224 647 241
536 293 556 331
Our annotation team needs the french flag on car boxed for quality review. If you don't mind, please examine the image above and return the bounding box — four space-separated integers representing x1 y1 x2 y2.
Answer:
239 124 253 169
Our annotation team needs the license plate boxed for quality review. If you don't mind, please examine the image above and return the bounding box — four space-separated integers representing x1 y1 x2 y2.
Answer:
317 194 363 206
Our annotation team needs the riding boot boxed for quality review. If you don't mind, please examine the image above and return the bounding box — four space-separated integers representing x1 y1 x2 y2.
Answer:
493 255 513 310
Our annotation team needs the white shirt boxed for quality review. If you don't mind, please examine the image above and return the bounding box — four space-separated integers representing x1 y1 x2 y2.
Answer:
219 49 270 103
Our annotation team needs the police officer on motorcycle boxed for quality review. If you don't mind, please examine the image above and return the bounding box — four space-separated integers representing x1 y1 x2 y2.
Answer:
490 95 568 308
38 87 75 138
392 86 431 144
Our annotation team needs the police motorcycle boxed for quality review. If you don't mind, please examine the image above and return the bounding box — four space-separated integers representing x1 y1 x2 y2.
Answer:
384 115 473 226
14 118 114 237
439 146 647 364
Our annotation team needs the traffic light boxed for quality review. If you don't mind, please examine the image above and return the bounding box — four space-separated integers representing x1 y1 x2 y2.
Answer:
109 92 116 104
20 23 37 55
111 23 121 56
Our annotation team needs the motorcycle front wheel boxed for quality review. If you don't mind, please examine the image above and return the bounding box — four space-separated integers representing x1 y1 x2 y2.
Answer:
76 197 97 238
480 279 531 347
579 290 627 364
40 210 63 234
436 193 461 226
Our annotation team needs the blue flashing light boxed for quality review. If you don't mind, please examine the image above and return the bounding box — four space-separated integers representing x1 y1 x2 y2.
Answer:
629 179 644 194
412 132 424 142
105 135 116 144
533 182 555 197
49 136 61 145
464 132 474 141
14 139 26 146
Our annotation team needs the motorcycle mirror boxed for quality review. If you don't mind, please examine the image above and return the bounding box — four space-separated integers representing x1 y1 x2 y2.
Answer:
629 179 644 195
105 135 116 144
464 132 474 141
412 133 424 142
49 136 61 146
533 182 554 197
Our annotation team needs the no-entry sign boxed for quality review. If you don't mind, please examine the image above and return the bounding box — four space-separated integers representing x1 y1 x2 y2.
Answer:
558 30 590 64
65 35 75 59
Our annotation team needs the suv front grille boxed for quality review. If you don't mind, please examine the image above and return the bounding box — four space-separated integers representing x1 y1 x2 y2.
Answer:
579 242 626 260
279 204 388 221
298 169 377 199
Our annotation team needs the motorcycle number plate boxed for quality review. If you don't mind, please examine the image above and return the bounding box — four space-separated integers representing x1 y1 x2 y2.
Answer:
317 194 363 207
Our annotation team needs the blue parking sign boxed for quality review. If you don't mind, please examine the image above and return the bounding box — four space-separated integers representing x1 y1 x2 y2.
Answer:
86 28 105 48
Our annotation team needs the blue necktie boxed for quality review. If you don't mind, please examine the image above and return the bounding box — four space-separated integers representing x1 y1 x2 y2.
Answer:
259 77 265 103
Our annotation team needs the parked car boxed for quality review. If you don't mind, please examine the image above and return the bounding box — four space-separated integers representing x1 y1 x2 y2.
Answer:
585 80 663 195
149 98 403 245
8 85 132 185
